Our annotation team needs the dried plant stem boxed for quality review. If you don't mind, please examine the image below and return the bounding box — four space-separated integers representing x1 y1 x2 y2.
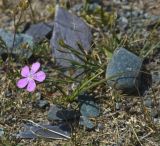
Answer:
130 123 142 146
12 10 23 52
28 0 36 23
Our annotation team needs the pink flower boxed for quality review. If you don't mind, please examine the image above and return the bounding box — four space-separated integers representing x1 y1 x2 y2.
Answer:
17 62 46 92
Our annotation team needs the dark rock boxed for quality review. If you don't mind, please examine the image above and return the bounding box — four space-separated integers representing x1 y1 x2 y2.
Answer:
25 22 53 43
79 116 95 129
106 48 142 93
0 28 33 58
17 123 71 140
87 0 102 4
48 104 79 121
50 6 92 72
139 69 152 96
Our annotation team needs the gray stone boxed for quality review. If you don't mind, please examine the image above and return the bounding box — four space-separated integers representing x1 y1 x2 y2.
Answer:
118 16 128 31
17 123 71 139
87 3 101 12
106 48 142 93
25 22 53 43
78 93 100 118
78 93 100 129
0 28 33 49
151 110 158 118
50 6 92 69
71 4 83 12
0 128 4 138
48 104 79 121
17 130 37 139
79 116 95 129
80 100 100 118
96 123 104 131
0 28 33 58
115 102 122 110
144 98 153 108
35 99 50 109
151 72 160 84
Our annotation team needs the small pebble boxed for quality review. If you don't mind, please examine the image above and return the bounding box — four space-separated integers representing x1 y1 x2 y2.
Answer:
0 128 4 137
144 98 153 108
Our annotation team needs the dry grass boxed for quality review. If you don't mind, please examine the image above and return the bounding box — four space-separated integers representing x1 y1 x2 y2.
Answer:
0 0 160 146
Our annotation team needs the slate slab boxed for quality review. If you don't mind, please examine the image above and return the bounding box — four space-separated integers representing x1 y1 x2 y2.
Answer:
50 6 92 69
106 48 142 93
17 123 71 140
0 28 33 58
48 104 79 121
25 22 53 43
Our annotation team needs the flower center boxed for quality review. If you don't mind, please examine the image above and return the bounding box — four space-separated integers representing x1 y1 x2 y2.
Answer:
28 73 34 80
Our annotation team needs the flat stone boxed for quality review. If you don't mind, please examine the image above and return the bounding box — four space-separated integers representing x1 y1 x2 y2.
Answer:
50 6 92 70
80 100 100 117
17 130 37 139
79 94 100 118
0 28 33 58
106 48 142 93
79 116 95 129
0 28 33 49
17 123 71 140
48 104 79 121
25 22 53 43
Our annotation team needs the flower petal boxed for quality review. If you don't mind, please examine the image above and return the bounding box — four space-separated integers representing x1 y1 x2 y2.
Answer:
21 66 30 77
31 62 40 74
33 71 46 82
17 78 28 88
27 79 36 92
